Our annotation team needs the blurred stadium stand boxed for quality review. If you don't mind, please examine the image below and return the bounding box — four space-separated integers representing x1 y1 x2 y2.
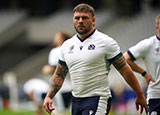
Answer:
0 0 159 112
0 10 27 47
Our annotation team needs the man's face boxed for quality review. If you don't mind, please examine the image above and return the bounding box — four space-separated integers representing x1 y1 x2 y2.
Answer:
73 11 95 35
156 18 160 32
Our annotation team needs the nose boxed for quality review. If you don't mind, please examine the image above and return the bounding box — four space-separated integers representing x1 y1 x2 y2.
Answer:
79 17 83 23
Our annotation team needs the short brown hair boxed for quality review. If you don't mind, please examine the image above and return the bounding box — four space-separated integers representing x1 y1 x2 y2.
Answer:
73 3 95 17
156 14 160 25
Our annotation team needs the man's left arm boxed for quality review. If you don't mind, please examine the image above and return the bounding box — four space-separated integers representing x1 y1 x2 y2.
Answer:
111 54 149 114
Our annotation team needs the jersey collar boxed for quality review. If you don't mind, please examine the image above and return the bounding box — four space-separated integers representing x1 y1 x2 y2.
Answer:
156 35 160 41
76 29 96 42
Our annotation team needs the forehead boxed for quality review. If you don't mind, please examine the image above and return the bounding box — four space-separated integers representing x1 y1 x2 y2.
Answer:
73 11 92 17
156 15 160 24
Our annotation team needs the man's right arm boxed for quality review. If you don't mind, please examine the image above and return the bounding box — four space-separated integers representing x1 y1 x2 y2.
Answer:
43 63 68 114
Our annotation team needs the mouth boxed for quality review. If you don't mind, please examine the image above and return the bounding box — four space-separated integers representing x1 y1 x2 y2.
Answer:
77 25 85 29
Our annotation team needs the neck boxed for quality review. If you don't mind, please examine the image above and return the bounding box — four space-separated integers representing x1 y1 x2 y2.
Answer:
78 27 95 40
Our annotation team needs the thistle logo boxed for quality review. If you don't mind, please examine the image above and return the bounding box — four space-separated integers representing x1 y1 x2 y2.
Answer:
155 47 160 54
88 44 95 50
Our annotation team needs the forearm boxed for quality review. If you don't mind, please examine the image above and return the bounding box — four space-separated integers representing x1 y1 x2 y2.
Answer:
119 64 144 96
127 60 145 74
46 76 63 99
124 52 145 75
46 64 68 99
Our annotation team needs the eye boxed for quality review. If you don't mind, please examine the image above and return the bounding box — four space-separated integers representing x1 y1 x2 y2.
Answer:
82 16 88 20
74 16 80 20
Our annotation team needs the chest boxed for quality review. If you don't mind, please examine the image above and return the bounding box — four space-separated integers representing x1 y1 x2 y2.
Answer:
63 40 106 67
147 40 160 63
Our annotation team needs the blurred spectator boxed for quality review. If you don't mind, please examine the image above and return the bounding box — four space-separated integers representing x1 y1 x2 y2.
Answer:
42 31 70 75
23 78 49 115
111 82 127 114
111 82 137 114
0 84 9 110
42 31 72 111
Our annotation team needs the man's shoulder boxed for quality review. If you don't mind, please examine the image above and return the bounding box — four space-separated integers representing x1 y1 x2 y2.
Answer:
50 46 61 53
61 35 76 49
145 35 156 40
95 30 115 41
130 35 156 52
64 34 76 43
138 35 156 45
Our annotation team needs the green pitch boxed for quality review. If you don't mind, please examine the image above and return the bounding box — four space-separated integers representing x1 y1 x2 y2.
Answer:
0 109 37 115
0 109 71 115
0 109 130 115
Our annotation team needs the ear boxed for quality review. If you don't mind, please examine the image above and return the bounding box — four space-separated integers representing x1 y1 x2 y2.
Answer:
92 17 95 25
156 25 159 30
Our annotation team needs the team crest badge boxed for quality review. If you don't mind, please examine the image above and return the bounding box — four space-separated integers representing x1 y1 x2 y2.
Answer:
88 44 95 50
155 47 160 54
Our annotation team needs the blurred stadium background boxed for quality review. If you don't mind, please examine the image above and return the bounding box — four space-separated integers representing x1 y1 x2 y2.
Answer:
0 0 159 115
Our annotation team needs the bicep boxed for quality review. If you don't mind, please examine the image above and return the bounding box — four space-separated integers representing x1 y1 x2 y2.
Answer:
111 55 127 70
54 64 68 80
111 55 133 83
112 56 135 83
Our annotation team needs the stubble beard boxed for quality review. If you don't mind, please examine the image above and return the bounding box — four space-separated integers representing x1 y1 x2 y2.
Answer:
75 26 92 35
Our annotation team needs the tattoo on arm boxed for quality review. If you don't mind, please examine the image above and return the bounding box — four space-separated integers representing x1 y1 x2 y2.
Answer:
112 55 126 70
47 64 68 98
